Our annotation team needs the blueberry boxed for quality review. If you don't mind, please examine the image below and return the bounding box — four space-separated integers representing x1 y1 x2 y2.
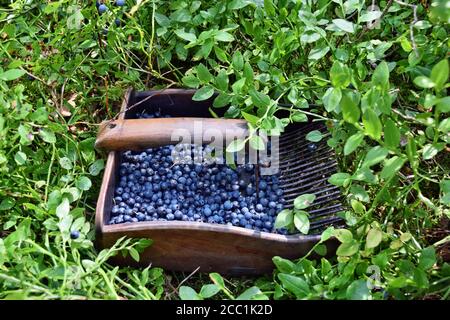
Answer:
166 213 175 220
223 200 233 210
174 210 183 220
307 143 318 152
70 230 80 239
256 204 264 212
203 207 212 217
98 4 108 13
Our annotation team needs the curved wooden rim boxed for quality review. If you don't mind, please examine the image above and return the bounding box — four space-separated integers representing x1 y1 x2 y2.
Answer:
102 220 322 243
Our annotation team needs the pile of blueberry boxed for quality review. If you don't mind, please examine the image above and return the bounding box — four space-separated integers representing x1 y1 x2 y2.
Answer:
109 113 287 234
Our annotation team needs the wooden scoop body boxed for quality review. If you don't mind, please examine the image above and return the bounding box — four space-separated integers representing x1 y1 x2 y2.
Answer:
95 118 249 151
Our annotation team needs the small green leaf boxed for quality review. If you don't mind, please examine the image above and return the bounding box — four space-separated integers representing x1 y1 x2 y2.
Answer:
418 246 436 270
328 172 351 186
323 87 342 112
59 157 73 170
294 194 316 209
89 159 105 176
212 93 231 108
199 284 220 298
76 176 92 191
274 209 293 229
384 119 400 150
182 75 200 88
39 129 56 144
0 69 26 81
179 286 202 300
413 76 435 88
430 59 448 90
422 144 441 160
236 286 267 300
249 89 270 109
372 61 390 88
294 211 310 234
336 239 359 256
196 64 213 83
291 111 307 122
305 130 323 142
129 247 140 262
320 226 335 242
231 78 246 93
363 146 389 167
226 139 245 153
241 112 259 126
192 86 214 101
215 30 234 42
366 228 383 249
56 198 70 218
215 70 229 91
330 61 351 88
232 51 244 71
362 109 382 140
277 274 310 298
308 45 330 60
341 93 360 125
174 29 197 42
346 280 371 300
272 256 296 273
14 151 27 165
332 19 355 33
380 156 406 180
334 229 353 243
249 135 265 150
344 132 364 155
0 198 15 211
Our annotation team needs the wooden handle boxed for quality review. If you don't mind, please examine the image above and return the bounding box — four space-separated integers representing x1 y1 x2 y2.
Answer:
95 118 249 151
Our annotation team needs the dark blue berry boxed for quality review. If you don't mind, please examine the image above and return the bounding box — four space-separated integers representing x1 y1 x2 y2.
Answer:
70 230 80 239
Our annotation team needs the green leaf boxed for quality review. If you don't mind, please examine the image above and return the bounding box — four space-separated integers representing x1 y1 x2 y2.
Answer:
380 156 406 180
334 229 353 243
249 135 265 151
308 45 330 60
59 157 73 170
305 130 323 142
341 93 360 125
76 176 92 191
320 226 335 242
346 280 371 300
366 228 383 249
0 69 26 81
384 119 400 149
215 30 234 42
14 151 27 165
344 132 364 155
277 274 310 298
274 209 293 229
263 0 276 16
56 198 70 218
323 87 342 112
196 64 213 83
89 159 105 176
272 256 296 273
199 284 220 298
192 86 214 101
332 19 355 33
294 194 316 209
228 0 251 10
39 129 56 144
437 96 450 113
362 109 382 140
179 286 202 300
236 286 267 300
226 139 245 153
291 111 307 122
359 10 382 22
0 198 15 211
215 70 229 91
182 75 200 88
328 172 351 186
232 51 244 71
294 211 310 234
212 93 231 108
231 78 246 93
249 89 270 109
413 267 429 288
422 143 441 160
413 76 435 88
430 59 448 90
129 247 140 262
438 118 450 133
336 239 359 256
330 61 351 88
418 246 436 270
363 146 389 167
372 61 389 88
174 29 197 42
241 112 259 126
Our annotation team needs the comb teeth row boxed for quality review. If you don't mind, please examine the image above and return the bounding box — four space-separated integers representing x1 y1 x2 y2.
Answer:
279 122 344 233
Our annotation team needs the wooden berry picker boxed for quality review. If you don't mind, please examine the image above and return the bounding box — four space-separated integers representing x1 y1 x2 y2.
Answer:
95 89 344 274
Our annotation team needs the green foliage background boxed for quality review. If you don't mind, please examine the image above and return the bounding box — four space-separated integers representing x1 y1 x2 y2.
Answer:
0 0 448 299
